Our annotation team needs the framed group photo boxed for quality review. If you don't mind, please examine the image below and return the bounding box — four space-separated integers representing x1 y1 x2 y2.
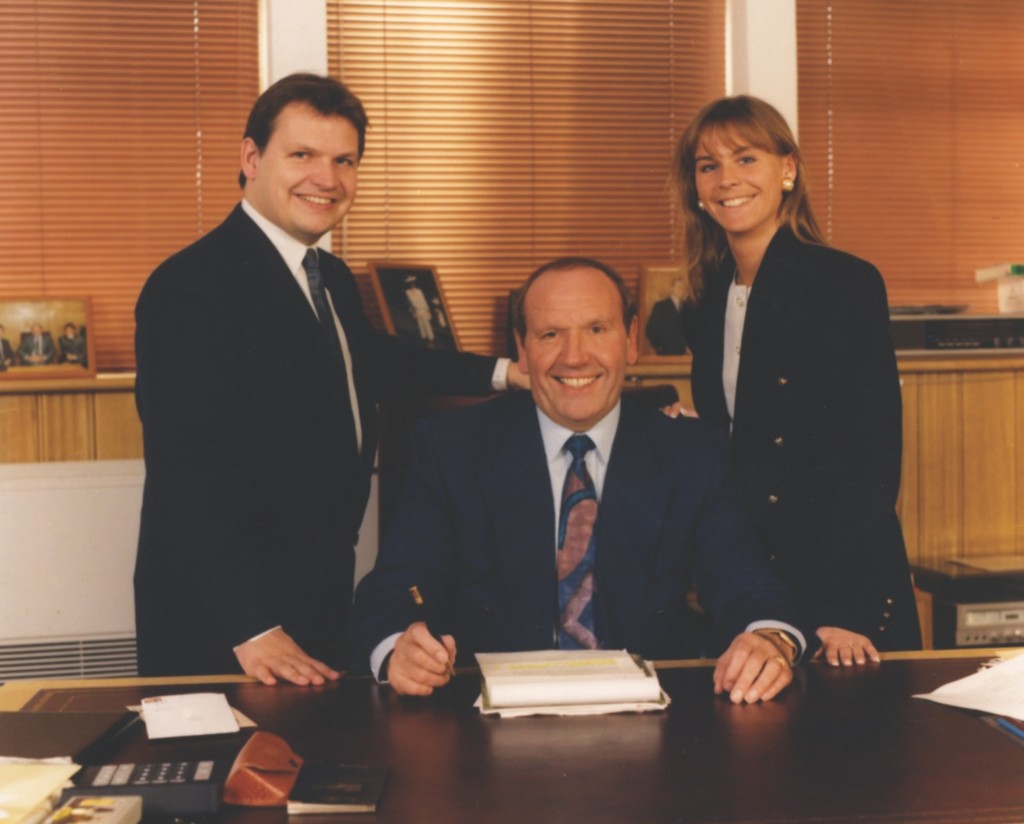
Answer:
368 262 460 351
0 297 96 379
638 263 692 363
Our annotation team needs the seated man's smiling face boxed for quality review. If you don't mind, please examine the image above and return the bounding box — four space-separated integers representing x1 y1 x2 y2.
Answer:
516 265 638 432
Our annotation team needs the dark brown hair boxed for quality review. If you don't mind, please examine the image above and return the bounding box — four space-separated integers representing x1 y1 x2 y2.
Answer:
238 73 368 188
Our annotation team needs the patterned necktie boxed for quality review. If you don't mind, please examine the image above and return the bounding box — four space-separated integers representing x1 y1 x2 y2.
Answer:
557 434 600 649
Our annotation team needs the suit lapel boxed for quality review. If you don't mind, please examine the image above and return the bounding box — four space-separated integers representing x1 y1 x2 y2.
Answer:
596 403 674 640
481 402 558 593
733 230 797 427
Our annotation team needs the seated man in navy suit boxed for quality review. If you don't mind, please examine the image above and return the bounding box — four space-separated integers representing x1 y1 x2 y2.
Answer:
352 257 808 704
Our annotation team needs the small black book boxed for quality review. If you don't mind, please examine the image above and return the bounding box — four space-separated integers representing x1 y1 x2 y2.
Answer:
0 710 139 763
287 762 389 814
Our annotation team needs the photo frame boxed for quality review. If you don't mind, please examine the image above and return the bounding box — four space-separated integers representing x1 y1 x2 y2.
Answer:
0 297 97 379
638 263 692 363
368 262 460 351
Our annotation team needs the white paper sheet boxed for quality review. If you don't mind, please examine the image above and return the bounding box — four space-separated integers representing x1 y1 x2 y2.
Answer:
913 652 1024 721
140 693 240 739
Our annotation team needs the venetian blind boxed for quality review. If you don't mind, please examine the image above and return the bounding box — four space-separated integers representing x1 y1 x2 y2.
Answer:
0 0 258 370
328 0 725 355
797 0 1024 311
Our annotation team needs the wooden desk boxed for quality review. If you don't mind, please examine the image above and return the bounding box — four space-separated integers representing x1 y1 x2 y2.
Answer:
2 652 1022 823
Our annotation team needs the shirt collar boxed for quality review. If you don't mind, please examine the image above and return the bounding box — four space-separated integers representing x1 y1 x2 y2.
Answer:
240 198 318 275
537 402 621 467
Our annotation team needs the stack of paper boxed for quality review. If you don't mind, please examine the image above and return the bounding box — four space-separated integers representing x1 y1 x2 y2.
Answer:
475 649 670 718
0 764 79 824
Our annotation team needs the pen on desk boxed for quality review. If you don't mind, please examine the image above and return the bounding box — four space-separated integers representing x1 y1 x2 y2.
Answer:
409 585 456 677
994 716 1024 743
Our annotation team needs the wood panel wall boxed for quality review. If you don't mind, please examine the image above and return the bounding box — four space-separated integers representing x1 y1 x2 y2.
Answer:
0 376 141 462
3 355 1022 564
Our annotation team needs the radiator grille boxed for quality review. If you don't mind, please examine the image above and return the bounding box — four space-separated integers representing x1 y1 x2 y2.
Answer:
0 636 137 681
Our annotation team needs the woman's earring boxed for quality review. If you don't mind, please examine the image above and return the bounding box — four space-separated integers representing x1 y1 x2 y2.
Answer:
781 177 795 192
697 200 706 211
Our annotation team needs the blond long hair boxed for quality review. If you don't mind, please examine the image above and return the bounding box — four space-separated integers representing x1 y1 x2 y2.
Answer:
672 95 824 299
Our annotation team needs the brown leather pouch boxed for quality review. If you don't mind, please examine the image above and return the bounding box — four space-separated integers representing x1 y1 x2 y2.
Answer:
222 731 304 807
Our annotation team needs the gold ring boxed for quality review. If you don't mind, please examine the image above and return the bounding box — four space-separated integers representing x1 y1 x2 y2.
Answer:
771 655 789 668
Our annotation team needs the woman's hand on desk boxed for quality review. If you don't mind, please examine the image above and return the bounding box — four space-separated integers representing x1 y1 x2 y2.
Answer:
234 627 341 686
388 623 458 696
813 627 880 667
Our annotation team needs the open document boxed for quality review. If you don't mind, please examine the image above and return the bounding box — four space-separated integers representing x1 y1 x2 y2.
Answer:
475 649 670 718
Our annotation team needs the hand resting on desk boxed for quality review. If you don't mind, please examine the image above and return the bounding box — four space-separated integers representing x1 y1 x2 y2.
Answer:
713 631 794 704
234 627 341 687
813 626 880 667
387 623 458 695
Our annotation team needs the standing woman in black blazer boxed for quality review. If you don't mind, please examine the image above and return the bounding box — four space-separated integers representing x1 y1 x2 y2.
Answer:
672 96 921 663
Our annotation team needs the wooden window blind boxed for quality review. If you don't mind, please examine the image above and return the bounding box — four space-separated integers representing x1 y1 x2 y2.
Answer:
797 1 1024 311
0 0 258 370
328 0 725 356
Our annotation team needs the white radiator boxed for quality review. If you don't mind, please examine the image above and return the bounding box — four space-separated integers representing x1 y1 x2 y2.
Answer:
0 460 143 680
0 459 380 681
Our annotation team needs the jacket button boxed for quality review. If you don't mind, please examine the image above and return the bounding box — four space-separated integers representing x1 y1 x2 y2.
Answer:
768 554 777 562
773 436 784 446
768 494 779 504
882 611 892 619
885 597 894 605
777 376 789 386
878 625 887 633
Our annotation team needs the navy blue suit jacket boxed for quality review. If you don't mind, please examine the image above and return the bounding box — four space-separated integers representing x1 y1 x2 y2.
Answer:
351 392 803 669
689 228 920 649
134 205 498 676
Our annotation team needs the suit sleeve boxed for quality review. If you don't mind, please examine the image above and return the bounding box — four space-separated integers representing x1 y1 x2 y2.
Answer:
349 417 458 671
135 278 281 647
802 259 905 630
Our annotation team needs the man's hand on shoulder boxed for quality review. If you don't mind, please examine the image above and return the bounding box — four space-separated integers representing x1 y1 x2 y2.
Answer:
713 631 794 704
234 627 340 686
387 623 457 696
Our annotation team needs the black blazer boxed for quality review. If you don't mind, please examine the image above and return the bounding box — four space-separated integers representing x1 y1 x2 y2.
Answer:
689 228 920 650
350 393 804 670
134 205 498 675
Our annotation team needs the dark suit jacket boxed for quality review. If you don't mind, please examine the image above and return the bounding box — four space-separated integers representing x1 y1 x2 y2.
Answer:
644 296 690 355
0 338 12 366
350 393 803 669
689 228 921 650
134 205 498 676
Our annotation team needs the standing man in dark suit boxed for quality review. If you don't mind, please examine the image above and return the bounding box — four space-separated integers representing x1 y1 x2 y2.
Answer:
644 275 691 355
352 257 807 704
134 73 524 686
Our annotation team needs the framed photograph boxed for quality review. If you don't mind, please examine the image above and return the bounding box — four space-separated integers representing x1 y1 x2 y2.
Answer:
368 262 460 351
638 263 691 362
0 297 97 379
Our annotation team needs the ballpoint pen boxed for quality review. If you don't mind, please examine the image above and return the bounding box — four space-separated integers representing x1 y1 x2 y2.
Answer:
409 585 456 677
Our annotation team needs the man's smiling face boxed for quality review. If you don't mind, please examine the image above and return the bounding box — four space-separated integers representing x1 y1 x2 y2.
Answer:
240 102 360 246
516 264 638 432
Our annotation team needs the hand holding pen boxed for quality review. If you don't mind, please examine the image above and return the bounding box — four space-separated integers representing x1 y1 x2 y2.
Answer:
385 586 458 696
409 586 456 677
